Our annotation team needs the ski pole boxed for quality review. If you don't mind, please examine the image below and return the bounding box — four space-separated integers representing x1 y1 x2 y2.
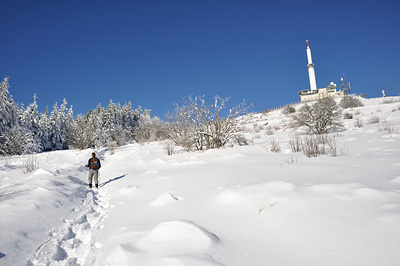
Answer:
97 170 100 188
83 167 87 186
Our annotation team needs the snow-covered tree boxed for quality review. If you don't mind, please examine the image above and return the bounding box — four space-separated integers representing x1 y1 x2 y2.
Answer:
166 95 250 151
67 114 95 149
0 78 19 135
0 126 39 155
135 110 167 143
0 78 30 155
19 94 42 148
1 76 146 153
339 95 364 109
48 99 73 150
292 97 343 135
66 101 143 150
37 108 52 151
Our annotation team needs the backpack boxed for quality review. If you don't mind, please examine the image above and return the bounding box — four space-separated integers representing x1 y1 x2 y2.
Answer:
91 158 100 169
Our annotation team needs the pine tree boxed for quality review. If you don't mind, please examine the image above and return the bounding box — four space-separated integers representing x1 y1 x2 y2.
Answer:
0 78 19 135
0 78 31 155
38 108 52 151
20 94 41 150
0 126 38 155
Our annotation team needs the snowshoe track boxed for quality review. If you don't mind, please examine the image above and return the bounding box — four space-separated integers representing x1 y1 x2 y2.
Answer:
28 189 110 266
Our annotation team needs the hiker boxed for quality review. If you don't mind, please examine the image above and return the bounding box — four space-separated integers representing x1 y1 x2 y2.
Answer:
85 152 101 188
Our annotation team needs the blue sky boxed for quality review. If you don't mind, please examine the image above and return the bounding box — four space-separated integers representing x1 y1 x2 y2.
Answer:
1 0 399 117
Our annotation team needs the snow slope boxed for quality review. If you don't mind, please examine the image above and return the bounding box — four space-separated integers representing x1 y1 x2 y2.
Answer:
1 97 400 266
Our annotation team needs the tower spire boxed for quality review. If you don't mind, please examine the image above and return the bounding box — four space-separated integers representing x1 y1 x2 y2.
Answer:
306 40 317 91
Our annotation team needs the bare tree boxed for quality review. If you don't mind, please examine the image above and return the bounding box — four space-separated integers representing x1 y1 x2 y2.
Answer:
166 95 251 151
339 95 364 109
292 97 343 134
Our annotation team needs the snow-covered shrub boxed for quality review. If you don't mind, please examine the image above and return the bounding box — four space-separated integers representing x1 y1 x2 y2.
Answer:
164 141 175 156
339 95 364 109
301 136 322 157
354 118 363 128
380 122 397 134
292 97 343 135
282 105 296 115
253 123 263 133
262 108 271 115
369 116 380 124
343 112 353 119
265 126 274 135
300 134 347 157
289 134 302 153
108 141 118 155
280 154 297 167
166 95 251 151
22 154 39 174
269 138 280 153
382 98 400 104
326 136 347 157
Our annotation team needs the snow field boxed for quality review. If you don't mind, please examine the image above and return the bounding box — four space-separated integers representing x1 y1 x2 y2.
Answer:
1 97 400 266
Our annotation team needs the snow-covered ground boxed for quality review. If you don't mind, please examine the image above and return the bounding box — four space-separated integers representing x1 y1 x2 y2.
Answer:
1 97 400 266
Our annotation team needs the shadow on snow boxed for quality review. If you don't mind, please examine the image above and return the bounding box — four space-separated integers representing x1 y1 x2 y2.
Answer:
100 174 126 188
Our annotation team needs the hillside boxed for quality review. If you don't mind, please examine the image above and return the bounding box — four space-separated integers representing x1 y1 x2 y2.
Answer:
1 97 400 266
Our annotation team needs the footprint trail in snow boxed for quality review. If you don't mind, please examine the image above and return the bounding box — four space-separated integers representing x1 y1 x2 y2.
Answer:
28 189 110 266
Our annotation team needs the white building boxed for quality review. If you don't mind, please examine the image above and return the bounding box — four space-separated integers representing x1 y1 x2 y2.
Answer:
299 82 346 102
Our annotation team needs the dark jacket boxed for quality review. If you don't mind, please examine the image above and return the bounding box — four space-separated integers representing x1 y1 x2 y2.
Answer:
87 157 101 170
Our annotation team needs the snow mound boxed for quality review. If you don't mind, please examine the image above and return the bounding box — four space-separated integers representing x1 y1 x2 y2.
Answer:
149 193 180 207
305 183 362 194
162 254 225 266
135 220 219 254
172 160 206 166
351 187 395 201
144 169 159 174
118 186 139 195
217 181 296 206
27 168 54 178
390 176 400 183
305 183 362 201
105 221 220 266
105 243 144 266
